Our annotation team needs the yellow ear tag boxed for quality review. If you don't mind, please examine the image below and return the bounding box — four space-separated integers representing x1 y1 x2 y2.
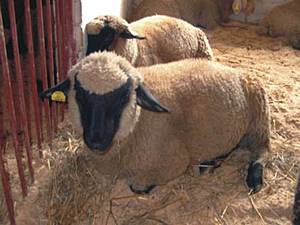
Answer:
51 91 66 102
232 0 242 15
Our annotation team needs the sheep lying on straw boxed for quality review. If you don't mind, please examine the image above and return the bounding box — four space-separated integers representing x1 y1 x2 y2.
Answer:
84 15 214 66
257 0 300 50
127 0 256 29
42 51 270 195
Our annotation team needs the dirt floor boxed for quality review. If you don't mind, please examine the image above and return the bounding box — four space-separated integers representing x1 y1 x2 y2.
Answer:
1 24 300 225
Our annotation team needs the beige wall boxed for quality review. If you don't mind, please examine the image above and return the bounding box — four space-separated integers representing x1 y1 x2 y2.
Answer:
122 0 291 23
231 0 292 23
81 0 125 28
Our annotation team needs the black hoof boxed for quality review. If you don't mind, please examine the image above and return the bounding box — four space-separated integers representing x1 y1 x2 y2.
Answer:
129 185 156 195
246 161 263 194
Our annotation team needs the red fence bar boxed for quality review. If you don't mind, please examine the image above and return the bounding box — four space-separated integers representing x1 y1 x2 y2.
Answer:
60 0 69 79
0 4 27 197
54 0 63 82
0 65 15 224
8 0 34 183
55 0 66 121
0 145 16 225
51 0 59 129
36 0 53 145
68 0 76 66
65 0 74 67
24 0 43 151
1 0 78 223
45 0 58 134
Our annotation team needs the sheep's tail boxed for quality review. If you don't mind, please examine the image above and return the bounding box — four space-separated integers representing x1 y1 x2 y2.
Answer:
240 75 271 165
196 30 215 60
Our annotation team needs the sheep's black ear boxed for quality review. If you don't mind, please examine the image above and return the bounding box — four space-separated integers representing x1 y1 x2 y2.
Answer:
40 79 71 103
120 29 145 40
135 85 169 113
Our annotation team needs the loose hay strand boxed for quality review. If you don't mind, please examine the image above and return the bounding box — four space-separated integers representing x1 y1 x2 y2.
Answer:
248 196 266 224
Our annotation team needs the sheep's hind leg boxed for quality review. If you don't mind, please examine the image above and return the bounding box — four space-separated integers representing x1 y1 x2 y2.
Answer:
129 184 156 195
244 142 269 194
246 161 263 194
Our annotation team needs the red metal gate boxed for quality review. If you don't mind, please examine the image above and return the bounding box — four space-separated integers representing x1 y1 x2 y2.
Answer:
0 0 77 224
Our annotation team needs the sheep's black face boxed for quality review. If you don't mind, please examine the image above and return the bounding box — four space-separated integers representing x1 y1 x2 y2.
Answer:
86 26 116 55
75 77 132 152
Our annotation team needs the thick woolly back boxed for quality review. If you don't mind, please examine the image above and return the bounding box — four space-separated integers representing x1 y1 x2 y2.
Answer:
67 52 142 143
125 15 214 65
84 14 214 66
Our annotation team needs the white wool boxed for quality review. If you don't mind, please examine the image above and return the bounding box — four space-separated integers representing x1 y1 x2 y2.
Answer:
114 90 141 141
85 19 105 34
72 52 140 94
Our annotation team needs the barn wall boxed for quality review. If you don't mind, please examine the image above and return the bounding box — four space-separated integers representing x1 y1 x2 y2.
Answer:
81 0 125 28
231 0 292 23
122 0 291 23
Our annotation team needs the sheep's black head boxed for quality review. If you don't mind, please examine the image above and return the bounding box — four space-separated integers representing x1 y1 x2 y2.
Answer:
84 15 145 56
41 52 168 153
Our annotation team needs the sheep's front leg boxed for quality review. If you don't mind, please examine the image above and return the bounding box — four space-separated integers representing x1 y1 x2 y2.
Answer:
129 184 156 194
198 159 222 174
198 147 237 174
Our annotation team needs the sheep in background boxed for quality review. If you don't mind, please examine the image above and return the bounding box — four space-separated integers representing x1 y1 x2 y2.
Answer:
84 15 214 66
42 51 270 194
257 0 300 50
127 0 256 30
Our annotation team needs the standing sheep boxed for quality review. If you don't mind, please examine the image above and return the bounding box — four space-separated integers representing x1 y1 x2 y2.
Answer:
84 15 214 66
127 0 256 30
42 52 270 194
257 0 300 50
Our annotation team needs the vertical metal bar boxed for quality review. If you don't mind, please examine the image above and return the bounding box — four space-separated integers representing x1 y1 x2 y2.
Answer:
55 0 66 121
45 0 58 134
0 3 28 197
69 0 77 66
51 0 59 128
60 0 68 79
0 146 16 225
24 0 43 153
53 0 63 83
65 0 73 67
36 0 53 146
8 0 34 182
0 74 16 225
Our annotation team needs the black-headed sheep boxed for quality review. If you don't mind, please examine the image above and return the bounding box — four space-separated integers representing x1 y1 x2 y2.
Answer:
127 0 256 30
257 0 300 50
42 52 270 194
84 15 214 66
